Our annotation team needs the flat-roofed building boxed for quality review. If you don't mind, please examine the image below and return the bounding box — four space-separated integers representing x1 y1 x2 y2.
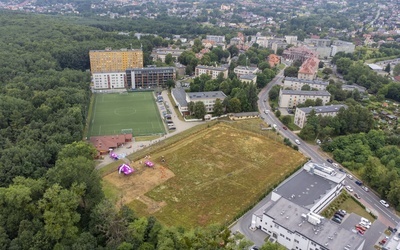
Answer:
331 40 355 56
294 104 347 128
92 72 126 89
195 65 228 79
251 162 365 250
234 66 259 77
304 38 331 47
239 74 257 84
172 88 227 114
126 67 175 89
151 48 185 63
282 46 318 63
283 77 329 91
285 35 298 45
206 35 225 43
298 57 320 80
278 89 331 108
89 48 143 73
341 84 367 93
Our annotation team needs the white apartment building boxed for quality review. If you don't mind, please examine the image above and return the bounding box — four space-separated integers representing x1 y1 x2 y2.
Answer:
171 88 227 115
251 163 365 250
92 72 126 89
239 74 257 84
283 77 329 91
233 66 259 77
285 35 298 45
278 90 331 108
195 65 228 79
151 48 185 63
294 104 347 128
331 40 355 56
206 35 225 43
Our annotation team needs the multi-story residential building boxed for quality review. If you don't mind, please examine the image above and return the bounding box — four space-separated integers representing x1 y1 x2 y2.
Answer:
195 65 228 79
251 163 364 250
126 67 175 89
239 74 257 84
341 84 367 93
271 41 288 54
92 72 126 89
89 48 143 73
278 89 331 108
298 57 320 80
284 35 298 45
171 88 227 115
150 48 185 63
304 38 331 47
282 46 318 62
206 35 225 43
294 104 347 128
283 77 329 91
331 40 355 56
233 66 259 77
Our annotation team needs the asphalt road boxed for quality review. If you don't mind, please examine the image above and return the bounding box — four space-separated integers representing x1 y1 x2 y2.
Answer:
231 69 400 247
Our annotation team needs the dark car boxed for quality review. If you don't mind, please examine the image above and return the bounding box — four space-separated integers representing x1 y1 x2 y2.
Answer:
327 159 334 163
332 217 342 224
282 126 288 130
336 210 346 217
354 193 361 199
355 180 363 186
339 168 346 173
334 213 344 220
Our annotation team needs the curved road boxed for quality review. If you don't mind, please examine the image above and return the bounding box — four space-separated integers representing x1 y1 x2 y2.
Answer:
232 67 399 246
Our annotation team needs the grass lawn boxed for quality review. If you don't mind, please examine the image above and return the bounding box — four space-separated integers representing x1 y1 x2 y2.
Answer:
340 196 375 222
88 92 165 137
102 121 306 228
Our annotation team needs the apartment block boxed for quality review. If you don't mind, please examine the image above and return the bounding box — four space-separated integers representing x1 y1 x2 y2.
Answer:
283 77 329 91
92 72 126 89
195 65 228 79
278 89 331 108
298 57 320 80
282 46 318 63
331 40 355 56
233 66 259 77
206 35 225 43
89 48 143 73
126 67 175 89
150 48 185 63
294 104 347 128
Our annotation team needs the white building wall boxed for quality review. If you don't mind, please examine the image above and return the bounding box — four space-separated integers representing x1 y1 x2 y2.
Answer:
279 92 330 108
92 72 126 89
283 79 327 91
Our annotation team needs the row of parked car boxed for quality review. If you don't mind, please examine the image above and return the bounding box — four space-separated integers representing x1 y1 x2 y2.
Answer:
332 209 347 224
355 217 371 236
163 113 176 130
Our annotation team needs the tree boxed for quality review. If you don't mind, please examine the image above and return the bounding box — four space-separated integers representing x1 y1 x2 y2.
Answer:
384 63 391 73
188 101 195 115
166 79 175 89
269 85 281 101
213 99 224 116
275 110 281 118
322 68 333 75
193 101 206 119
228 98 241 113
165 54 173 65
315 98 323 106
301 84 311 91
281 115 291 125
284 66 298 77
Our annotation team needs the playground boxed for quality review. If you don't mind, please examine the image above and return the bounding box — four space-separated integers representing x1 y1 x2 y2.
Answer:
88 92 165 137
102 121 306 228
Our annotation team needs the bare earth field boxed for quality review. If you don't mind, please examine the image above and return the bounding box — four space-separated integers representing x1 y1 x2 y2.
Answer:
102 122 305 228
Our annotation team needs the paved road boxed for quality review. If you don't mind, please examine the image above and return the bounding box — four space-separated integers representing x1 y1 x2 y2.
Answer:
232 68 400 247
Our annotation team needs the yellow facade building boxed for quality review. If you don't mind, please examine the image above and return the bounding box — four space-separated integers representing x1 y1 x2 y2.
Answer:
89 48 143 73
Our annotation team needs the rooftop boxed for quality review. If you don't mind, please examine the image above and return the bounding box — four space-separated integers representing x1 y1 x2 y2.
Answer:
298 104 347 115
196 65 228 71
239 74 257 80
187 91 227 100
298 57 320 75
171 87 188 107
285 77 329 85
265 198 364 250
281 90 331 96
128 67 175 72
234 66 259 71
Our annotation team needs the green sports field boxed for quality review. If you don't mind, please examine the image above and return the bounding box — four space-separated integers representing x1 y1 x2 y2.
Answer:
88 92 165 137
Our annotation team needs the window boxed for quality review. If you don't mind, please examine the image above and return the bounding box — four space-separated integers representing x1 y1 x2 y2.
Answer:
280 233 285 237
294 239 299 243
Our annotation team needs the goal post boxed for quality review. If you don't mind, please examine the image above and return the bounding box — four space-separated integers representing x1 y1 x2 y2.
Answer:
121 128 133 134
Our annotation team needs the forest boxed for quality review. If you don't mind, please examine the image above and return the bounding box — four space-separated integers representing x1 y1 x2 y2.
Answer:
0 11 286 249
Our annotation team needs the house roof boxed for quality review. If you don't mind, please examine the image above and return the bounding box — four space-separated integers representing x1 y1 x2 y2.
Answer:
298 57 320 75
196 65 228 71
298 105 347 115
171 87 188 107
89 134 132 153
281 90 331 96
188 91 227 100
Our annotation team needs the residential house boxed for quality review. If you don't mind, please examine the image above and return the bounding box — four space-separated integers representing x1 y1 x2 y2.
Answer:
294 104 347 128
283 77 328 91
298 57 320 80
278 89 331 108
195 65 228 79
234 66 259 77
239 74 257 84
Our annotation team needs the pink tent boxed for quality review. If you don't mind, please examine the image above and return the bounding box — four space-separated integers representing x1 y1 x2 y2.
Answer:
144 160 154 168
118 164 134 175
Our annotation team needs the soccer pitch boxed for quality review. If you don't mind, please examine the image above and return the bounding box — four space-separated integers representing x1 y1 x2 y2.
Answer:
88 92 165 137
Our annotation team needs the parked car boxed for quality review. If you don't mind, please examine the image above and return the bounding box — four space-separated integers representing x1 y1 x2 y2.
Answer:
339 168 346 173
357 229 365 235
332 163 339 167
356 224 367 231
380 200 390 208
334 213 344 219
355 180 363 186
360 217 371 226
345 185 353 192
332 217 342 224
327 159 334 163
336 210 346 217
354 193 361 199
360 222 370 229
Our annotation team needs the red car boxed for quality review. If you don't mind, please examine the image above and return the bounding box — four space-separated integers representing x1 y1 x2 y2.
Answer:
357 229 364 235
282 126 288 130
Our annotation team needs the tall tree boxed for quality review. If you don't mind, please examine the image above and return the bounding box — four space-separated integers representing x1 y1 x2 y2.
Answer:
213 99 224 116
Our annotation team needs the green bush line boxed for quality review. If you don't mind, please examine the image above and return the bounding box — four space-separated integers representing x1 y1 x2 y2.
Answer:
349 195 377 219
320 191 349 218
83 93 95 139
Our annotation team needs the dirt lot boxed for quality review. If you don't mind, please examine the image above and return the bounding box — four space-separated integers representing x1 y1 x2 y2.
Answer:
103 121 305 228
